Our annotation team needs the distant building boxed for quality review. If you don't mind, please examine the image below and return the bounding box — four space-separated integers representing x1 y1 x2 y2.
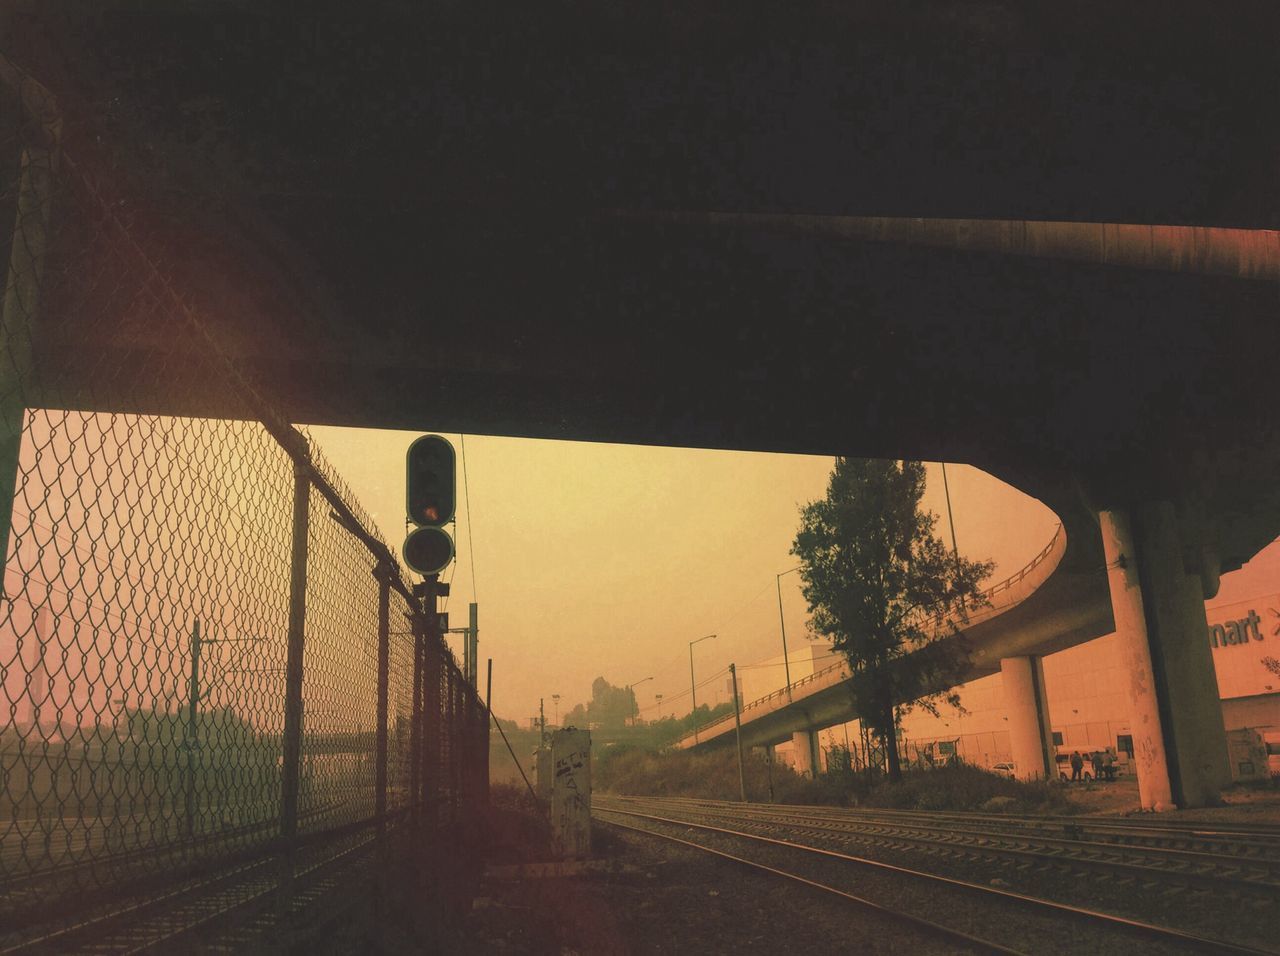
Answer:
737 642 837 708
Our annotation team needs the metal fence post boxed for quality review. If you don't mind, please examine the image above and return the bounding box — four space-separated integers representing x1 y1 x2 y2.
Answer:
409 611 423 838
277 454 311 931
484 658 492 809
0 143 54 575
455 670 465 824
421 637 440 819
185 619 201 840
373 562 391 903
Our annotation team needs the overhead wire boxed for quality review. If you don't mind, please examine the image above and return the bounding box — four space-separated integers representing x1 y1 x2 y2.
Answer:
461 434 478 604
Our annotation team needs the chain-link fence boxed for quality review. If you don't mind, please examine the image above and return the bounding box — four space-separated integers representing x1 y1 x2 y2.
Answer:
0 56 489 948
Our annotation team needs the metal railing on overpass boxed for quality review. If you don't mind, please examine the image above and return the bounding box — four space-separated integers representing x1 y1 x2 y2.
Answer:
683 523 1066 745
0 57 487 948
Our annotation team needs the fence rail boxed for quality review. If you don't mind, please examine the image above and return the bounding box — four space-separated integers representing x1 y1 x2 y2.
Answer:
0 55 488 947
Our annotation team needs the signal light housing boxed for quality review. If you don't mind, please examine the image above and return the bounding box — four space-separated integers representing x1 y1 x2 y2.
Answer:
404 435 456 575
406 435 456 528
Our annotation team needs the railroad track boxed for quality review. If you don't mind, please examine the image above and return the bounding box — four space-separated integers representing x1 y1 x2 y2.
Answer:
596 796 1279 955
601 796 1280 900
0 800 348 940
1 812 394 955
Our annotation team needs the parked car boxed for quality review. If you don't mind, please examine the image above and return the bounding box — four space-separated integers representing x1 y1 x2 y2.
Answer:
1265 731 1280 779
990 761 1016 779
1054 752 1092 781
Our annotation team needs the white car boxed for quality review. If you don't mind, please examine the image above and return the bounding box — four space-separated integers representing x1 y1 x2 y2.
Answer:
990 762 1016 778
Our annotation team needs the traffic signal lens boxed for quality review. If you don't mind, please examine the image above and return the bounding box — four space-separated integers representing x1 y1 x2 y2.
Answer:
406 435 455 528
404 526 455 575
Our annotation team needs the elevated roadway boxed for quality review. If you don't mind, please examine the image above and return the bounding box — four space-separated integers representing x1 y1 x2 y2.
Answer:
677 509 1118 752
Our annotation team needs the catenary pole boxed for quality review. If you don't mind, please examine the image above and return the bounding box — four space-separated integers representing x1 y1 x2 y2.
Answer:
729 663 747 803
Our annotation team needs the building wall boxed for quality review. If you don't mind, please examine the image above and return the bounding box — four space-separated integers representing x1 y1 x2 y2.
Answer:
737 642 837 707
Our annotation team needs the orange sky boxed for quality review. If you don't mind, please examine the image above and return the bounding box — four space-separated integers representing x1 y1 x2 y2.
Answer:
307 427 1061 726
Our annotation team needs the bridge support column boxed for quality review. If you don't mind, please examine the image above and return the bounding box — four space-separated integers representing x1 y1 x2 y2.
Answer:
791 730 818 777
1099 504 1230 810
999 655 1054 781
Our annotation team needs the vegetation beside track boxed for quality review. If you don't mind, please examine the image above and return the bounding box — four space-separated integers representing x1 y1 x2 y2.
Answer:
596 746 1076 813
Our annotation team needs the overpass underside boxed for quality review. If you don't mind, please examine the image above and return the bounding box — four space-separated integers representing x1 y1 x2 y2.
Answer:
4 5 1280 812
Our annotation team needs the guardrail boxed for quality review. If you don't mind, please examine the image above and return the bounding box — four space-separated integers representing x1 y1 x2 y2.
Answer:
681 522 1066 745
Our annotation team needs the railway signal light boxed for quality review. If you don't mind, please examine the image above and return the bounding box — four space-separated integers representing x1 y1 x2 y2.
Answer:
404 435 455 575
403 525 455 576
406 435 456 528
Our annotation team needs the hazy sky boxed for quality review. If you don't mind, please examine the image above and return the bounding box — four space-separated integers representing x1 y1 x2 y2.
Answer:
307 427 1061 727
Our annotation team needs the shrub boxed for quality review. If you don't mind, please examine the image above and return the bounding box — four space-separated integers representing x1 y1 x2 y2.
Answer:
860 762 1075 814
594 749 1076 814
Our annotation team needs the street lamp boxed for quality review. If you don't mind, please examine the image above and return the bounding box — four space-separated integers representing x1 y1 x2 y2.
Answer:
688 634 716 743
777 566 801 701
628 676 654 725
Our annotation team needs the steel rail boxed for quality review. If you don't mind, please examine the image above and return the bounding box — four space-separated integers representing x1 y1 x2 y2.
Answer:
112 833 376 954
596 805 1276 956
631 797 1280 864
0 799 348 939
605 798 1280 898
643 796 1280 849
599 814 1030 956
1 812 397 955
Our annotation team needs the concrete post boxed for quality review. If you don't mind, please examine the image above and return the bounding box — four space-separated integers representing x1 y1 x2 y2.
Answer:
1131 502 1231 805
999 655 1055 781
791 729 818 777
1099 505 1229 809
549 728 591 859
1099 508 1174 810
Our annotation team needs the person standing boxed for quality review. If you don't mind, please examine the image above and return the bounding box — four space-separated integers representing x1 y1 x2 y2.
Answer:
1070 750 1083 781
1091 751 1103 780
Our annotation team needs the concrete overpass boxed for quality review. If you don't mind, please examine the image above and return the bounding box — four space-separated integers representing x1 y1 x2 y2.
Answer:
4 4 1280 808
674 518 1107 750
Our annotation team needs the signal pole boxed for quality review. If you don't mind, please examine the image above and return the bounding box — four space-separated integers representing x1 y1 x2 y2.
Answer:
730 663 747 803
468 602 478 686
688 634 716 743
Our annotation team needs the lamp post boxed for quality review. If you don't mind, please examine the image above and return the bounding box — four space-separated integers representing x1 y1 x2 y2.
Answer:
688 634 716 743
776 567 801 701
628 676 653 726
551 694 560 727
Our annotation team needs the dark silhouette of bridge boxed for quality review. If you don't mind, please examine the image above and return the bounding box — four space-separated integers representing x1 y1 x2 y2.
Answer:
5 0 1279 822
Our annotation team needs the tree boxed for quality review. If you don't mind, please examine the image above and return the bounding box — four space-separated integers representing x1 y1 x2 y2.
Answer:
561 677 637 730
792 459 994 782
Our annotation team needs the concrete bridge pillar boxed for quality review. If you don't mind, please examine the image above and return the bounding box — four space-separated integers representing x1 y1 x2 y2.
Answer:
999 655 1054 781
791 730 819 777
1099 504 1230 810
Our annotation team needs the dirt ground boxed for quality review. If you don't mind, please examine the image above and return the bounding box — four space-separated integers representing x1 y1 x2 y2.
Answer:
435 781 1280 954
1061 775 1280 822
450 824 975 956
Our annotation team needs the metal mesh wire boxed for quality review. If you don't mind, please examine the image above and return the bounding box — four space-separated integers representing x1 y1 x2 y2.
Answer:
0 56 487 943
